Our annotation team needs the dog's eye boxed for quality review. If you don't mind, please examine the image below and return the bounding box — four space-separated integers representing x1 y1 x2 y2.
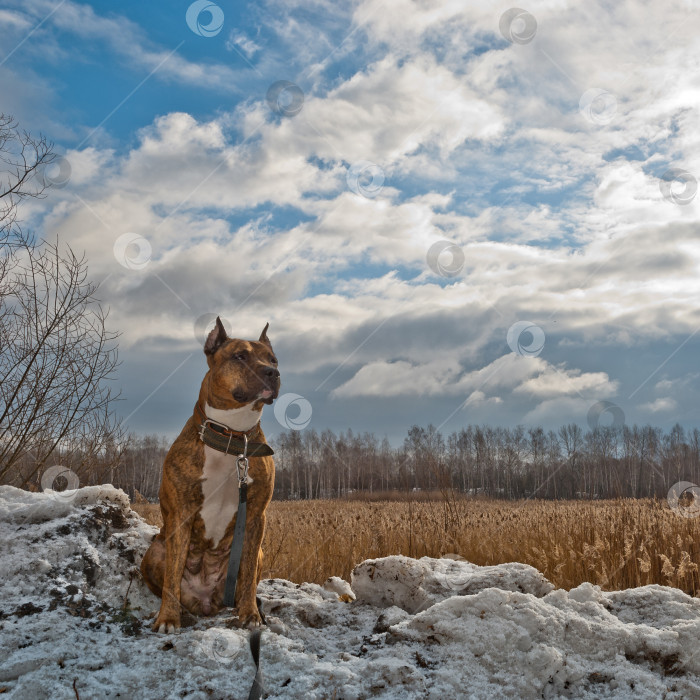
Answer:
270 356 278 365
232 352 247 361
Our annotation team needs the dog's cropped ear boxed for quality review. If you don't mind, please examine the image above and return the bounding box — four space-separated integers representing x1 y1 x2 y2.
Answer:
258 322 271 348
204 316 228 356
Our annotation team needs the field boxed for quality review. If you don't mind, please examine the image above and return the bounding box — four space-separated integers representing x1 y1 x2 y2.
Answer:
132 496 700 595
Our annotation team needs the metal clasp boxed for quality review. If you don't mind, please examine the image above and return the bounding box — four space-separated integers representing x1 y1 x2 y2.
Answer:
236 434 249 486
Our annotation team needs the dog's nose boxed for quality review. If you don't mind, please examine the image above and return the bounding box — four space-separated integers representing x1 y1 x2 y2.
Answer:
263 366 280 379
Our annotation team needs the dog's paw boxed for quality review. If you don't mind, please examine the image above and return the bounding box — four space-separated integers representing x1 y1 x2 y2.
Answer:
233 606 264 629
152 612 181 634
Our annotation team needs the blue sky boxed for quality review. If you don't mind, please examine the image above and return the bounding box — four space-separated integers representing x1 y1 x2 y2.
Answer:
1 0 699 444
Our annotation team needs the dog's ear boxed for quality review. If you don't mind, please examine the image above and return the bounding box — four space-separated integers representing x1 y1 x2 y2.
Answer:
258 322 271 348
204 316 228 356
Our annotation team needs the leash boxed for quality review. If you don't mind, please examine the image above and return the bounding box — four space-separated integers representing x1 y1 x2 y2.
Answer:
221 436 265 700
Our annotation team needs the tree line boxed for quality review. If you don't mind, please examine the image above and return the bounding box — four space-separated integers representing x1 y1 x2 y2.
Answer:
271 423 700 501
21 421 699 503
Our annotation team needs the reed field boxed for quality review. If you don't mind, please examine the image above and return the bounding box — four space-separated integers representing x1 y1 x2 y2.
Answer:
132 496 700 595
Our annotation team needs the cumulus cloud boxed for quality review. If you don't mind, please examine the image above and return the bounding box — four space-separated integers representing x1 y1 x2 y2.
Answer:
332 353 619 409
330 358 461 398
514 366 618 400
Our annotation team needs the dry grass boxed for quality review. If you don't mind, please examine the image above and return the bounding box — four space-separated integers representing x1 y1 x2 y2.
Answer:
132 503 162 527
132 498 700 595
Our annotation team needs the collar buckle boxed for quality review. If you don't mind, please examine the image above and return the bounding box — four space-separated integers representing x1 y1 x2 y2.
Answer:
198 417 230 442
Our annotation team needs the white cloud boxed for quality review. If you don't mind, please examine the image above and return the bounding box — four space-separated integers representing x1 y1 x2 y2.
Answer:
61 146 114 187
331 353 619 406
514 366 619 399
654 376 700 393
330 358 462 398
226 31 261 59
308 54 506 166
0 8 31 30
639 397 679 414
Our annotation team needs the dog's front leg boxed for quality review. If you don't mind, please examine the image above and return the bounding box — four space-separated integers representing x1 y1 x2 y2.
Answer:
235 512 266 628
153 511 193 633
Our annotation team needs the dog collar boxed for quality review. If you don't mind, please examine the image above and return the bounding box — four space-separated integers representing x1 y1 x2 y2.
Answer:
194 402 274 457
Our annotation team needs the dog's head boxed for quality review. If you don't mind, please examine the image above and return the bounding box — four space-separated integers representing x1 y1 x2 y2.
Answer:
203 317 280 409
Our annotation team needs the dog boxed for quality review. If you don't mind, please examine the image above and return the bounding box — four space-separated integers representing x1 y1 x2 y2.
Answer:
140 317 280 633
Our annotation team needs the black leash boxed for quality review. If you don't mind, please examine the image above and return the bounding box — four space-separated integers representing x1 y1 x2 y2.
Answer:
222 480 248 608
221 436 265 700
248 627 264 700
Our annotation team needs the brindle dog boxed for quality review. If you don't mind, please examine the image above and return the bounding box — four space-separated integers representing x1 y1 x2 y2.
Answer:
140 318 279 632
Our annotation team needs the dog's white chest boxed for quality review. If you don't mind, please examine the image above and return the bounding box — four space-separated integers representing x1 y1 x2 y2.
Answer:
200 446 252 547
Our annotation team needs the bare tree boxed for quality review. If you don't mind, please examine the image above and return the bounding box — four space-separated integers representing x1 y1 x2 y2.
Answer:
1 114 55 350
0 116 125 487
0 237 125 486
0 113 55 245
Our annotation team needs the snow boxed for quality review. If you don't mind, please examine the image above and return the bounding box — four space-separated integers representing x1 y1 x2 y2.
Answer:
0 484 131 525
351 555 554 612
1 486 699 699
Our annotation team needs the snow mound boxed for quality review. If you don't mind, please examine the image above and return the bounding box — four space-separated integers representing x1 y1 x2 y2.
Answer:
351 554 554 612
0 484 130 524
2 486 700 699
0 484 156 614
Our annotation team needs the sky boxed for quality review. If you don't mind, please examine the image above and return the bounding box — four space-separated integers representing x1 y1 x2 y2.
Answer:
1 0 699 445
